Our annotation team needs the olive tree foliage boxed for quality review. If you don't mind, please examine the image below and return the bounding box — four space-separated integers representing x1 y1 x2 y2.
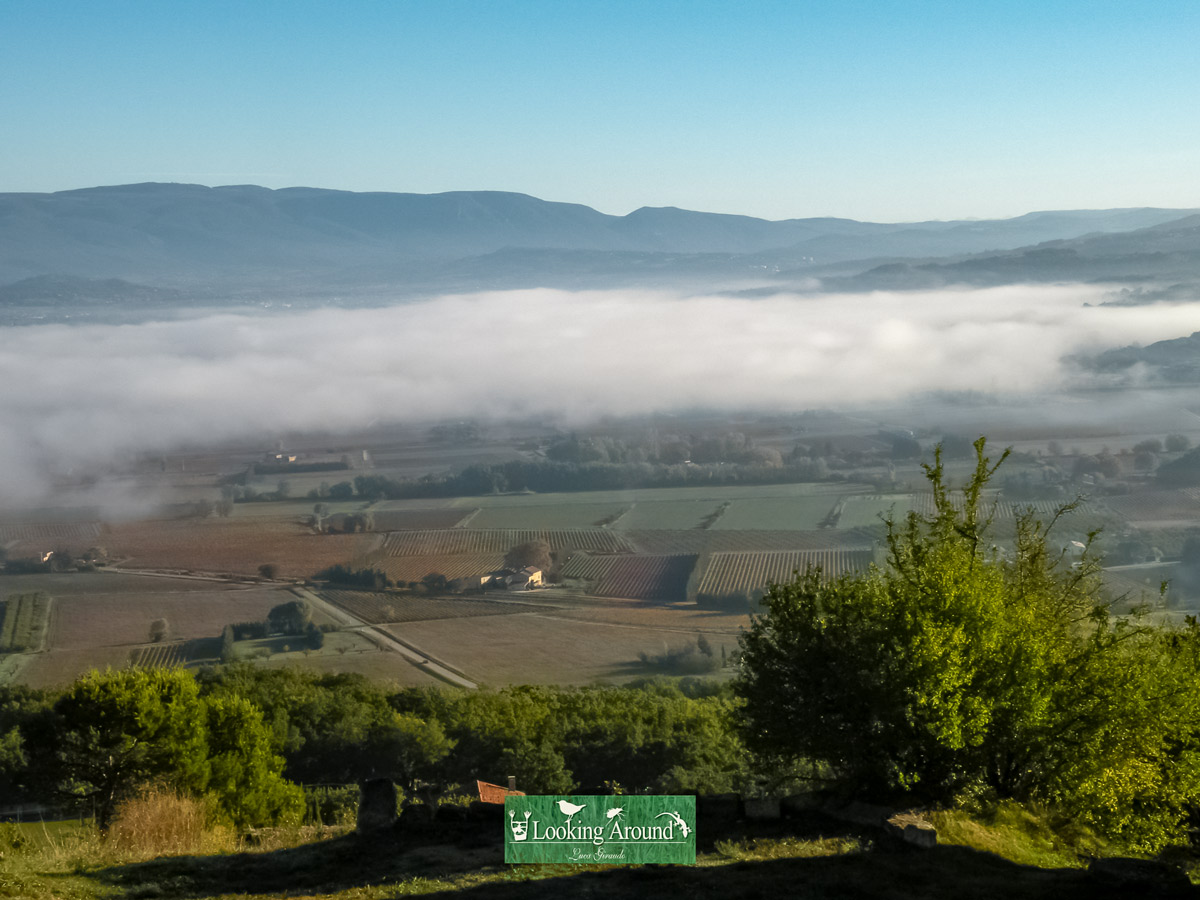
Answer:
736 438 1200 851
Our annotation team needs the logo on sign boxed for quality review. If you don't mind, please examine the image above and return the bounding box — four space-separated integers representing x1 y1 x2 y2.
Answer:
504 795 696 865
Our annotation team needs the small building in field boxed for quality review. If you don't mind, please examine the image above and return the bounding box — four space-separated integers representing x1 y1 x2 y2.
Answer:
507 566 544 591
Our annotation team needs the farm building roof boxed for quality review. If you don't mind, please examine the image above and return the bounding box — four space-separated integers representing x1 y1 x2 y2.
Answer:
466 780 525 805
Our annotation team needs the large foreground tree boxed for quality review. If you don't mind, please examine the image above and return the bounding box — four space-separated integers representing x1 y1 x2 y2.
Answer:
736 439 1200 851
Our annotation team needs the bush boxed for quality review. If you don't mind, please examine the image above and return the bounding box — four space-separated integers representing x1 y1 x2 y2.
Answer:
306 622 325 650
638 637 721 675
303 785 358 827
314 565 391 590
229 621 266 640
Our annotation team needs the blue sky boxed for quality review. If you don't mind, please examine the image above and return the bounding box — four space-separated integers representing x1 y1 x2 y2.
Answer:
3 0 1198 221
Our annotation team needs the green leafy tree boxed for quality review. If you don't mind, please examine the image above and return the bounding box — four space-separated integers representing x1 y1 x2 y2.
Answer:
204 694 303 828
266 599 312 636
54 668 209 828
736 438 1200 851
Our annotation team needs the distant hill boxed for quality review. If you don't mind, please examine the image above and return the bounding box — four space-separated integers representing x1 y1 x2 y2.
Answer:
0 274 183 305
1074 331 1200 384
821 215 1200 293
1 182 1196 297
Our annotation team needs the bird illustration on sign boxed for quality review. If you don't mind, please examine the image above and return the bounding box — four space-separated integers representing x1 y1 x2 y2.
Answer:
557 799 586 826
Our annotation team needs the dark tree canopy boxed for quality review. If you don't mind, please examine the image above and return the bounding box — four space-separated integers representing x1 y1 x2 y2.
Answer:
504 540 552 572
266 600 312 636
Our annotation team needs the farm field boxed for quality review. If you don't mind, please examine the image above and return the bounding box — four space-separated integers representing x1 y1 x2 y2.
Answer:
560 554 697 603
445 480 863 511
624 528 874 555
613 499 726 530
1103 491 1200 523
381 528 633 556
17 646 134 688
548 604 751 634
712 496 839 531
320 589 541 624
105 518 378 577
0 592 51 651
0 520 102 556
465 503 630 529
386 613 739 685
48 585 322 651
697 549 878 601
128 640 195 668
367 508 474 531
836 495 920 529
224 499 362 520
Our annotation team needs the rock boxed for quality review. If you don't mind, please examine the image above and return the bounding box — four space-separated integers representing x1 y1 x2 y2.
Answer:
884 813 937 848
1088 857 1192 894
356 778 397 833
744 798 781 821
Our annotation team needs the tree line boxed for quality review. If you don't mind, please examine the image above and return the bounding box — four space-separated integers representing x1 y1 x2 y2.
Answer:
0 670 748 833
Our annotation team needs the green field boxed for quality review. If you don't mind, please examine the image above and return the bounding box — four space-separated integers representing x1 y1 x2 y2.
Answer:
712 496 840 531
0 592 51 652
465 502 630 529
615 499 729 530
836 495 920 529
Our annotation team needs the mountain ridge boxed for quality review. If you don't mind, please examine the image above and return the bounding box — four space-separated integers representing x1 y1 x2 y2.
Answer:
2 182 1198 297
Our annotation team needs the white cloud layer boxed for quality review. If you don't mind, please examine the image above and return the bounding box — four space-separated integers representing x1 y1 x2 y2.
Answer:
2 285 1197 506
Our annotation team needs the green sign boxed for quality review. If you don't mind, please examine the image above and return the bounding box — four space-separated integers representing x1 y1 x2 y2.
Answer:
504 795 696 865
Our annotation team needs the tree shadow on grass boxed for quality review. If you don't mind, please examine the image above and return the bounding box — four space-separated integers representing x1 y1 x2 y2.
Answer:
88 817 1196 900
90 828 504 899
415 845 1191 900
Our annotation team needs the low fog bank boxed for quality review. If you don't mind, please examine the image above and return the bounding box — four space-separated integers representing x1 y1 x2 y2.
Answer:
2 285 1197 507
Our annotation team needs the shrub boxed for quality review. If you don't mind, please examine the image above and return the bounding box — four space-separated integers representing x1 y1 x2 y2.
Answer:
638 638 721 675
303 785 358 827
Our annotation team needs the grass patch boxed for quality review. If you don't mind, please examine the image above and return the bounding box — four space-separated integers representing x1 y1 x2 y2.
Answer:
713 834 866 861
928 801 1110 869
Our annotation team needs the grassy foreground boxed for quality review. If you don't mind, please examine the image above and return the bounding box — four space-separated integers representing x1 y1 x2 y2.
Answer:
2 806 1196 900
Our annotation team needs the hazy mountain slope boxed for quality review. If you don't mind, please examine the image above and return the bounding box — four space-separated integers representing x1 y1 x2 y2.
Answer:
1 182 1195 293
819 214 1200 292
